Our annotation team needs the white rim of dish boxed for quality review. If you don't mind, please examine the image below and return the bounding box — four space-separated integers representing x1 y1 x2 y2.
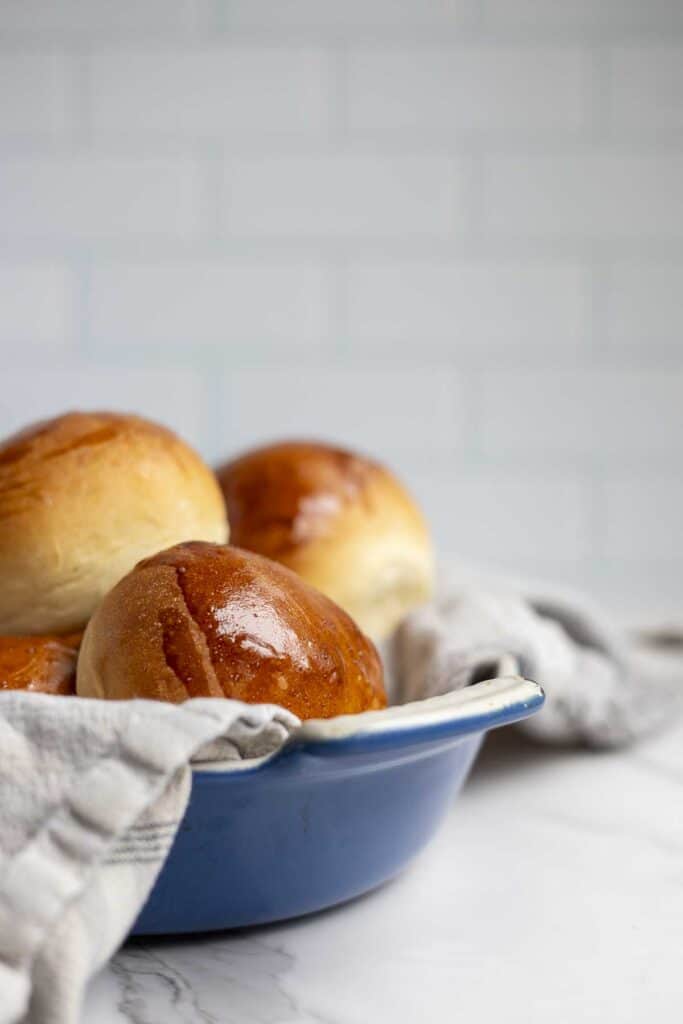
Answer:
294 673 542 743
193 667 543 773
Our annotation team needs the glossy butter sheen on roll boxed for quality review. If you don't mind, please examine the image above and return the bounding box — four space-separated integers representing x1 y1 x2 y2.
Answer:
217 441 435 640
0 633 81 695
77 541 387 719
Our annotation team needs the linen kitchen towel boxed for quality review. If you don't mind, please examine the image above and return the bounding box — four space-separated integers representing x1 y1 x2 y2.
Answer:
394 584 683 747
0 694 298 1024
2 584 682 1024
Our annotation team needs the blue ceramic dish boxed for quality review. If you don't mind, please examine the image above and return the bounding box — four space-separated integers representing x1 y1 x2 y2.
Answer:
132 672 543 935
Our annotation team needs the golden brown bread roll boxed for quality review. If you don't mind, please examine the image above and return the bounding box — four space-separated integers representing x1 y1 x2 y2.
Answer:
0 632 81 695
0 411 228 635
76 541 387 719
216 441 434 640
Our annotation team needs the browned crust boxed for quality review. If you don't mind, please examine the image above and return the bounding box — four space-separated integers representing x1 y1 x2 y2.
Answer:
78 541 387 719
0 410 183 476
0 419 120 468
215 440 435 641
0 411 201 527
217 440 380 559
0 632 81 695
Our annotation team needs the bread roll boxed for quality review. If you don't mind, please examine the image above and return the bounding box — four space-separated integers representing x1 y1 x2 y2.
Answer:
0 632 81 695
0 411 228 635
77 541 386 719
216 441 434 640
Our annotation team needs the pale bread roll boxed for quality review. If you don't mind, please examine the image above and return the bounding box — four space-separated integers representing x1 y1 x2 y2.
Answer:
0 411 228 634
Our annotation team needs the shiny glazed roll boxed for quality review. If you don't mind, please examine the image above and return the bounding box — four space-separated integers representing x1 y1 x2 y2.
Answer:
76 541 387 720
0 411 228 635
0 633 81 695
216 441 435 640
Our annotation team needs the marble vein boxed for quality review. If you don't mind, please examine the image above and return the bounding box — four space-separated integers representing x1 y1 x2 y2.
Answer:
83 719 683 1024
109 933 340 1024
111 947 217 1024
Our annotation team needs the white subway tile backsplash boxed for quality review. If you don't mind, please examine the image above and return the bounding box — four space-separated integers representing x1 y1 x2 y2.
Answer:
0 54 69 140
217 366 461 464
478 370 683 463
610 47 683 138
0 0 202 37
481 0 683 32
0 157 202 240
89 48 332 142
347 47 584 140
222 1 464 32
346 262 585 352
221 156 463 237
0 264 73 349
482 155 683 240
407 466 589 564
0 0 681 611
606 264 683 349
0 366 207 453
90 263 330 348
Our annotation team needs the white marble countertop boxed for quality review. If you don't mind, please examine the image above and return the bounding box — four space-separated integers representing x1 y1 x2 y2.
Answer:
83 720 683 1024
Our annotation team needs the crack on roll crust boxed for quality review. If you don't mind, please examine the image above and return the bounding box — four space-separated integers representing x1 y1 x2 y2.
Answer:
0 418 121 468
158 607 207 699
41 425 123 462
158 566 222 699
79 542 387 718
0 420 54 467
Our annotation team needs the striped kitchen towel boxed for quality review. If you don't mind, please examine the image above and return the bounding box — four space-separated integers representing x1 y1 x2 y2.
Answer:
0 695 297 1024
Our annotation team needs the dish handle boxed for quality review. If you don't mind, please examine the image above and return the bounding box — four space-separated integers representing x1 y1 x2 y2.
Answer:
294 670 545 747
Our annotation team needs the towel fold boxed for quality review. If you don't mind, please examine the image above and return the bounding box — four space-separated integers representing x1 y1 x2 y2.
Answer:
394 583 683 747
0 696 298 1024
1 581 681 1024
